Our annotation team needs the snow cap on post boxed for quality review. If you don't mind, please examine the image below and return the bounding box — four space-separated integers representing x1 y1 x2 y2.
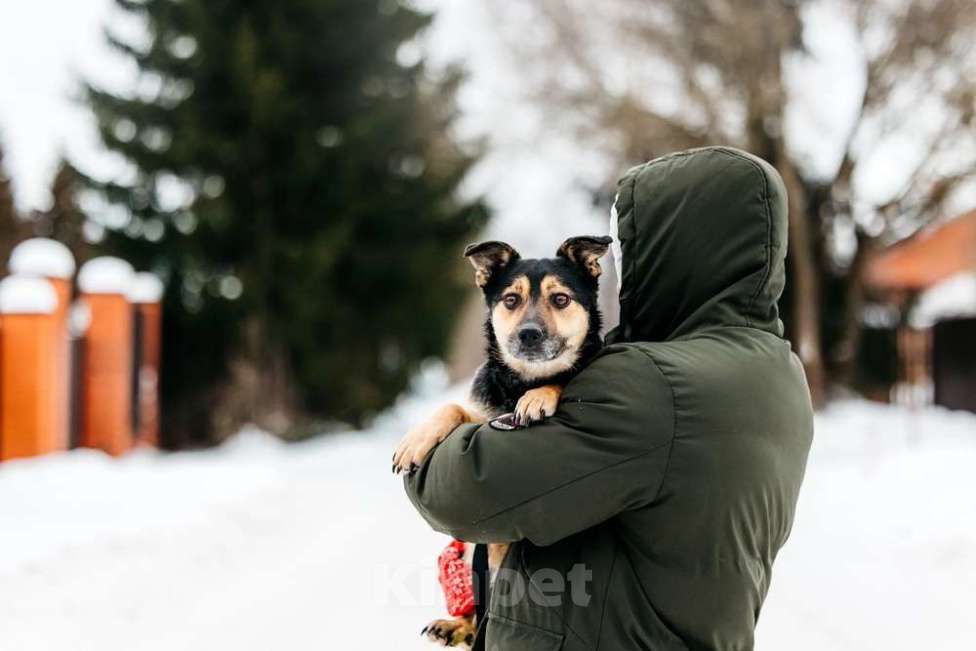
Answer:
0 275 58 314
8 238 76 279
78 257 135 295
126 272 165 304
69 300 93 336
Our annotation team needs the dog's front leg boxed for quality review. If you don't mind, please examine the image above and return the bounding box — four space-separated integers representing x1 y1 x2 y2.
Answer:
394 404 478 474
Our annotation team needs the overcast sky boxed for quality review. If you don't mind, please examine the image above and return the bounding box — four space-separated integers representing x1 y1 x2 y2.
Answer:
2 1 968 257
0 0 128 211
0 0 607 256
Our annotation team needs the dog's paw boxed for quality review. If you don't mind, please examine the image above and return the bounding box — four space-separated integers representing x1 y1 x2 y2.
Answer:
393 428 439 475
514 385 562 426
421 618 476 648
394 404 469 474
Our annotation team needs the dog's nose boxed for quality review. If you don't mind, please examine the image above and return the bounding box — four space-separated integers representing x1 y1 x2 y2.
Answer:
518 325 544 347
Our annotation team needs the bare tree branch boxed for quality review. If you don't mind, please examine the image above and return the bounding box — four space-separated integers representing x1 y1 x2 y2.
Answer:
488 0 976 397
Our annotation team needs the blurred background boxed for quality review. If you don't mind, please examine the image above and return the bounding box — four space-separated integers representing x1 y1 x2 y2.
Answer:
0 0 974 649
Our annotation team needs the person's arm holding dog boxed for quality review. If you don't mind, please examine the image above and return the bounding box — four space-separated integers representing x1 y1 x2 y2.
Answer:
402 344 673 545
392 382 562 474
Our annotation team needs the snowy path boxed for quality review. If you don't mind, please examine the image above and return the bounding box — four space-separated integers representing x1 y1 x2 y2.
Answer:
0 391 450 651
1 396 974 650
758 402 976 650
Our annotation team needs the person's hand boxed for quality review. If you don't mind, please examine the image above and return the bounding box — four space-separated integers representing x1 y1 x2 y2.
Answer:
393 404 468 475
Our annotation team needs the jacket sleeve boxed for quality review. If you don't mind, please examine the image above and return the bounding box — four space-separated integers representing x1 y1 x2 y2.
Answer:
403 345 675 546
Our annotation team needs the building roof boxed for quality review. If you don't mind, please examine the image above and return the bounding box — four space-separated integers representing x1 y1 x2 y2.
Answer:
866 210 976 291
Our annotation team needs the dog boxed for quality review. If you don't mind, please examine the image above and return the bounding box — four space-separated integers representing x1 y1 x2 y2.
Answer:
393 234 612 648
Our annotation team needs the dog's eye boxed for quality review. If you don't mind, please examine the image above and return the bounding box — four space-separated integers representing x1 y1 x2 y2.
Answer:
551 293 571 309
503 294 521 309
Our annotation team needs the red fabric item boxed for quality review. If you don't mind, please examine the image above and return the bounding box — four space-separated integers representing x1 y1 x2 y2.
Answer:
438 539 475 617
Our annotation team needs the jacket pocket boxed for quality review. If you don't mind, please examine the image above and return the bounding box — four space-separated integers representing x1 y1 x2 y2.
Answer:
485 614 564 651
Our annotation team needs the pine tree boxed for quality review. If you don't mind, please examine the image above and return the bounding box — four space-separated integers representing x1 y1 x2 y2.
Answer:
86 0 486 444
0 143 30 274
35 159 90 265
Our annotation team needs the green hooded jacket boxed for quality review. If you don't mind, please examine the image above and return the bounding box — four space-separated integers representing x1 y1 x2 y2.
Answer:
405 147 814 650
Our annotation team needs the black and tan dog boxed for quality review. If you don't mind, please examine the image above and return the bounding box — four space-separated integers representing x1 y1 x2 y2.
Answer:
393 235 611 648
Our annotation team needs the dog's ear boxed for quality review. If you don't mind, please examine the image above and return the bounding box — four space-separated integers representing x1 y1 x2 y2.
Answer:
557 235 613 278
464 241 520 288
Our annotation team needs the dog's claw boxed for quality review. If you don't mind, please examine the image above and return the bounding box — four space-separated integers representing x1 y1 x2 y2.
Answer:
422 618 476 648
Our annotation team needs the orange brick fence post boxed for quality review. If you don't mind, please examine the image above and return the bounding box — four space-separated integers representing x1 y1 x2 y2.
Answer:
128 273 164 447
78 257 135 456
0 276 58 460
9 239 76 452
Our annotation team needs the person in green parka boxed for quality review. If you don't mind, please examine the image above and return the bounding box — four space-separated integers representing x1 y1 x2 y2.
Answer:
404 146 814 650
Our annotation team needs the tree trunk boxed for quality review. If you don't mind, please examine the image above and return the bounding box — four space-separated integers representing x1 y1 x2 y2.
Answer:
831 230 875 386
742 35 827 408
446 293 488 383
778 158 827 407
213 316 299 439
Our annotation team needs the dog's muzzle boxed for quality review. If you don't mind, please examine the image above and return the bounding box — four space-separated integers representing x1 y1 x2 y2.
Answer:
509 329 565 361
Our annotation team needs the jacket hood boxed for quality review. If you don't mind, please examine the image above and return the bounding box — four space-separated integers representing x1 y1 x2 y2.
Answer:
608 146 788 344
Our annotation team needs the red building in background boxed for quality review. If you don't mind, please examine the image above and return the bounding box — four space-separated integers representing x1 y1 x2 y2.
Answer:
866 210 976 413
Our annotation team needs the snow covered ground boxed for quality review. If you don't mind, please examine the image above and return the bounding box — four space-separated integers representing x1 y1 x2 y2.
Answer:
757 401 976 650
2 382 975 650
